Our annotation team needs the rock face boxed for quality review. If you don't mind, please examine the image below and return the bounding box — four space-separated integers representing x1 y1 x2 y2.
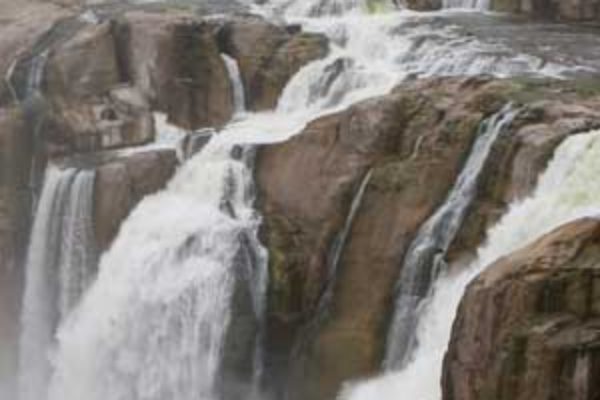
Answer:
443 218 600 400
113 11 235 130
0 107 30 396
93 149 178 251
491 0 600 21
257 77 600 400
217 15 329 111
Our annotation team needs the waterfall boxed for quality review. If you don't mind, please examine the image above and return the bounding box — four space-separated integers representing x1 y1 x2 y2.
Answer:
320 169 373 315
46 136 268 400
222 54 247 115
19 166 97 400
383 105 518 370
442 0 490 9
342 129 600 400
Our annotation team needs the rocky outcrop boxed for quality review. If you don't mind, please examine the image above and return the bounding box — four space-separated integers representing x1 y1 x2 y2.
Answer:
113 11 235 130
491 0 600 21
0 107 30 397
257 76 600 400
217 15 329 111
93 148 178 251
443 217 600 400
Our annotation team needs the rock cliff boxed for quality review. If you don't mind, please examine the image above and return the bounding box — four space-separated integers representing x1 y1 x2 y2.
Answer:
443 217 600 400
257 76 600 400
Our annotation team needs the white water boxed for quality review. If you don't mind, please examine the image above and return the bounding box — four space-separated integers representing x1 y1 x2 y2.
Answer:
19 167 96 400
442 0 489 9
342 129 600 400
383 105 517 370
222 54 247 115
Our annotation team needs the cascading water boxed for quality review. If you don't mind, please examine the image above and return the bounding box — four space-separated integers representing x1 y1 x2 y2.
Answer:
342 129 600 400
320 169 373 314
19 166 97 400
17 1 600 400
442 0 489 9
222 54 247 115
383 105 518 370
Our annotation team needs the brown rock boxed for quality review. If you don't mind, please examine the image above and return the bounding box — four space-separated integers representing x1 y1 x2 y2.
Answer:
0 107 30 398
405 0 442 11
491 0 600 21
94 149 177 251
45 21 120 100
115 11 234 130
45 86 155 155
0 0 70 105
258 77 489 400
218 15 329 111
443 218 600 400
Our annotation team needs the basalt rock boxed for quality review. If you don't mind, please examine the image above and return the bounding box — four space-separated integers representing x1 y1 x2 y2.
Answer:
218 15 329 111
113 11 235 130
257 76 600 400
491 0 600 21
443 217 600 400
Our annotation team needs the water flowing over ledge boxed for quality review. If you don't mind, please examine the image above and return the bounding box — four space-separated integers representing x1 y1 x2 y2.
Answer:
10 1 600 400
341 129 600 400
383 105 518 370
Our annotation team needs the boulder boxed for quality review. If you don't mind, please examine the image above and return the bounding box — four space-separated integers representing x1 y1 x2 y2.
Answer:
94 149 178 251
443 218 600 400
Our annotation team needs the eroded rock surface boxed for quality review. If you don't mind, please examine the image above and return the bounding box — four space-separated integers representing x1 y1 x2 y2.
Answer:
257 76 600 400
443 217 600 400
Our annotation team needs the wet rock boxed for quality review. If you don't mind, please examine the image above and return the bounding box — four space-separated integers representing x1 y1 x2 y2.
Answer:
45 21 120 100
218 15 329 111
258 77 487 400
0 107 30 398
405 0 442 11
94 149 177 250
492 0 600 21
257 76 600 400
114 11 234 130
0 1 70 106
443 217 600 400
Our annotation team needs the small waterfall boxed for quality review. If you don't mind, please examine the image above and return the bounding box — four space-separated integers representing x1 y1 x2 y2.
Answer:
47 138 266 400
383 105 518 370
342 129 600 400
222 54 247 115
320 169 373 315
18 166 97 400
57 170 98 320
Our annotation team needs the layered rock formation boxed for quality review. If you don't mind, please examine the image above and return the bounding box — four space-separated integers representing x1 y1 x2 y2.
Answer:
443 217 600 400
491 0 600 21
257 77 600 400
